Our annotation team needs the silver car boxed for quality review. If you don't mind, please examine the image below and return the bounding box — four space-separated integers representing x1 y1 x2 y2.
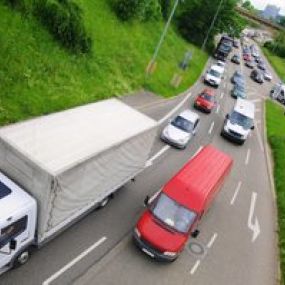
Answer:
161 110 200 149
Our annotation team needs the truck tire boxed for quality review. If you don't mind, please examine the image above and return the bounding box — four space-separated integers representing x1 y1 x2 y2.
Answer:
12 248 31 268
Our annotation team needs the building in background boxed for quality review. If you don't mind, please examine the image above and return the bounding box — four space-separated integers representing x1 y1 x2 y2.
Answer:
262 4 280 20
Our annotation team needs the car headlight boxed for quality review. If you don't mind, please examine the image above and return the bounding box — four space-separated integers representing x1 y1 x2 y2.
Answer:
178 137 189 143
223 124 229 132
162 128 169 138
163 251 177 257
134 227 141 238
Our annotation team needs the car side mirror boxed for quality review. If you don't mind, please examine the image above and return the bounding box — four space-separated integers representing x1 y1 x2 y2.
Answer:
144 195 150 207
226 114 229 119
9 239 17 251
191 229 200 238
251 125 255 130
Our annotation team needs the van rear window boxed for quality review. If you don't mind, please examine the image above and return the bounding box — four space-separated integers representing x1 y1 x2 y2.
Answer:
0 181 12 199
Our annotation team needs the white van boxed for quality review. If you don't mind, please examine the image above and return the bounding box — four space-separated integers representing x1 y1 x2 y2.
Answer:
221 99 255 145
204 65 224 87
270 82 285 104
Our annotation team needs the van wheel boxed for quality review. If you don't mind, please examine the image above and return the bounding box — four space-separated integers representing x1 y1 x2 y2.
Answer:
13 248 31 268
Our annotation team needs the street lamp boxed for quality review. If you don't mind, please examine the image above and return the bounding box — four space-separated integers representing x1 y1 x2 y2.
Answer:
146 0 181 75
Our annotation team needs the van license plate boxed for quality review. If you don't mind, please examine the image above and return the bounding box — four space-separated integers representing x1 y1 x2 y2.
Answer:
142 248 154 258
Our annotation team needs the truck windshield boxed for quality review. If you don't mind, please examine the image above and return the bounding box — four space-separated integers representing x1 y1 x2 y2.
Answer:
229 111 253 130
150 193 197 234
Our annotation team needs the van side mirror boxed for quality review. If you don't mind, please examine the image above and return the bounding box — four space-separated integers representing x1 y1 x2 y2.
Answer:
9 239 17 251
191 229 200 238
144 196 150 207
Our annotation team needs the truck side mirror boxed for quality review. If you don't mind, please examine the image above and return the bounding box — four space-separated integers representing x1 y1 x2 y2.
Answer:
144 196 150 207
9 239 17 251
191 229 200 238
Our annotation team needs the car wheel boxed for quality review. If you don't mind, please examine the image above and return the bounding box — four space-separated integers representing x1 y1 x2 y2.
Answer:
12 248 31 268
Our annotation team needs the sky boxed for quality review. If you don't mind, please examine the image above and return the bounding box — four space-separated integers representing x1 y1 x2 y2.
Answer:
250 0 285 15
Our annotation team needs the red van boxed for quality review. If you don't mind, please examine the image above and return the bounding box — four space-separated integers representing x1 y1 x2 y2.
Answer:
133 145 233 261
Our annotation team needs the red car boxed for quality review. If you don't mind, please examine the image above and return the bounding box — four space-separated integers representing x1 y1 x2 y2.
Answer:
194 88 216 113
243 53 251 61
133 145 233 261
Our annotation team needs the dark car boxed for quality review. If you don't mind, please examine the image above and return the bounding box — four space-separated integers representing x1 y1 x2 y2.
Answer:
231 71 245 85
251 69 264 84
245 60 255 69
257 62 266 71
231 83 246 99
231 54 240 64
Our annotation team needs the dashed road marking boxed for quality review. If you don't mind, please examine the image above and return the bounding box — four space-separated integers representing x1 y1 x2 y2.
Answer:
231 181 242 205
207 233 218 248
245 149 251 165
220 92 224 99
208 122 215 134
216 104 220 114
190 260 201 275
145 145 170 168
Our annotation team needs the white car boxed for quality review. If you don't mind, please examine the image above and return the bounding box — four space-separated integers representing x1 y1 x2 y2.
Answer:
216 60 226 72
161 110 200 149
263 70 272 81
204 65 224 88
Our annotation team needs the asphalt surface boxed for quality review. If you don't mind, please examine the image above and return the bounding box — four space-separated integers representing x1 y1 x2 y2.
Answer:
0 41 279 285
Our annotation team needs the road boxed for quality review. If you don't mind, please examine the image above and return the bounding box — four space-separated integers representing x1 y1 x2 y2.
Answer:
0 42 279 285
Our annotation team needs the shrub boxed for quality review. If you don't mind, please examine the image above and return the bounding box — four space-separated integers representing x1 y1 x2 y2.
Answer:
114 0 161 22
35 0 92 53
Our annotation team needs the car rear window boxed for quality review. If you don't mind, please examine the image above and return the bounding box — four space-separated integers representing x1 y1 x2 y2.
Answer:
0 181 12 199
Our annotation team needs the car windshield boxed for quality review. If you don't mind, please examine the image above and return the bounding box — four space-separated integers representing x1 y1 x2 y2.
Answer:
209 69 221 78
235 84 245 92
200 93 214 101
229 111 253 130
150 193 197 234
171 116 193 133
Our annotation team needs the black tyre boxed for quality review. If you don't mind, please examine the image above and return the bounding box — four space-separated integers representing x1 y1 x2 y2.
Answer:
12 248 31 268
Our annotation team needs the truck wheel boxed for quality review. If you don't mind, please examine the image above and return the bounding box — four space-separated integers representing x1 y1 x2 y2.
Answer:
13 248 31 268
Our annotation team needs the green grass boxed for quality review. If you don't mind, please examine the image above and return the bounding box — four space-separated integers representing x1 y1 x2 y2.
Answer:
266 100 285 284
262 47 285 81
0 1 208 126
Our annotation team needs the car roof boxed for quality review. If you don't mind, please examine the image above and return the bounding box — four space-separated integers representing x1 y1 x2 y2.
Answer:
234 99 255 119
178 110 199 123
210 65 224 73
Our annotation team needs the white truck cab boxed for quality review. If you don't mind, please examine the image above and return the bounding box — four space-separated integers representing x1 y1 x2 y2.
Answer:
0 172 37 273
221 99 255 145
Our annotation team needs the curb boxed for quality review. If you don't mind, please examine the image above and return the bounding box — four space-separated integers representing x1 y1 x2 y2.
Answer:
262 100 282 285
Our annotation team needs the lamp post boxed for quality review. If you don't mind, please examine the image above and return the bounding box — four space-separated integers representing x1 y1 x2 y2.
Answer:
146 0 181 75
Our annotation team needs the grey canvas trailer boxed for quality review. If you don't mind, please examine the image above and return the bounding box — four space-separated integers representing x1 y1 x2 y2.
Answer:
0 99 158 244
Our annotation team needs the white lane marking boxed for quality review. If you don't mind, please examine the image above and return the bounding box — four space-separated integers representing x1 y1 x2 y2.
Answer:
245 149 251 165
43 237 107 285
208 122 215 135
220 92 224 99
215 104 220 114
190 260 201 275
207 233 218 248
145 145 170 168
158 92 192 124
255 122 264 152
248 192 261 243
230 181 242 205
192 145 203 158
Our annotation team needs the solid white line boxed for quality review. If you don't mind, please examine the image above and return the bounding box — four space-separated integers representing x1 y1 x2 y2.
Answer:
192 145 203 158
190 260 201 275
207 233 218 248
220 92 224 99
215 104 220 114
43 237 107 285
145 145 170 168
230 181 242 205
208 122 215 135
158 92 192 124
245 149 251 165
255 122 264 152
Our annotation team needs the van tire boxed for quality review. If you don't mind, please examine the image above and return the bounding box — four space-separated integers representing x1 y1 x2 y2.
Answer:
12 248 31 268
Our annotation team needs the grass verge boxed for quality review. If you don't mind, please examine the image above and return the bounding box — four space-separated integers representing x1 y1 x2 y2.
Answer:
266 100 285 284
0 0 208 126
262 47 285 81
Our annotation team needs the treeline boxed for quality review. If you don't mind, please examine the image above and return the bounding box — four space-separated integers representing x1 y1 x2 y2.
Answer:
264 32 285 58
1 0 91 53
113 0 246 50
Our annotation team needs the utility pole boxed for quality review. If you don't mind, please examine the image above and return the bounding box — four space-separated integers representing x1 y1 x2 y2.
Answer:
201 0 224 51
146 0 181 75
